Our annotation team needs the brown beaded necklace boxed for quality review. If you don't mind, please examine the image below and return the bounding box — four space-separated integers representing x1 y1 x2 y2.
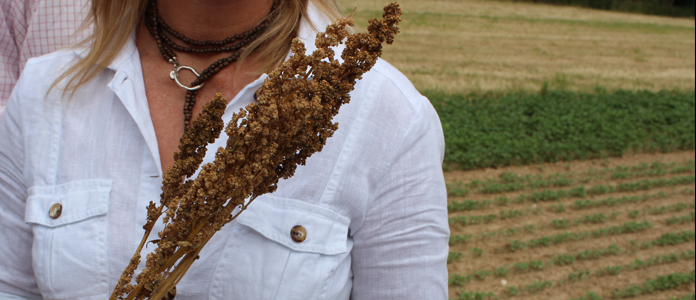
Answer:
144 0 281 129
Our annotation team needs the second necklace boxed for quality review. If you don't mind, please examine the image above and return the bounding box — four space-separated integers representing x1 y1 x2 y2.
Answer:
144 0 281 129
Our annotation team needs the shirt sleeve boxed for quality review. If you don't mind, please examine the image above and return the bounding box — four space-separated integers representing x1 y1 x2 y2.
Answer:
0 76 41 298
350 96 450 299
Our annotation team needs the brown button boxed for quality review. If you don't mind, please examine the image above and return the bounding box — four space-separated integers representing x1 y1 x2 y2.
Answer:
49 203 62 219
291 225 307 243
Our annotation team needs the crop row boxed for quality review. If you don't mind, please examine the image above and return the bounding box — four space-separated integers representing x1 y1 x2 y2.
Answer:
506 221 654 252
446 159 694 197
666 211 696 226
611 270 695 299
640 230 696 249
550 212 621 229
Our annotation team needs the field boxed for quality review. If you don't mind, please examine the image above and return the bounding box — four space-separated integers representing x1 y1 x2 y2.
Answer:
445 151 695 299
338 0 695 93
335 0 696 299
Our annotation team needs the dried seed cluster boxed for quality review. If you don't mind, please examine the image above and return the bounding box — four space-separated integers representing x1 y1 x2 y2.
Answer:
110 4 402 300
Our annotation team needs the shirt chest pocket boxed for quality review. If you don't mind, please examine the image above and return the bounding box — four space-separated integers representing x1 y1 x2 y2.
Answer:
24 180 112 300
207 195 352 300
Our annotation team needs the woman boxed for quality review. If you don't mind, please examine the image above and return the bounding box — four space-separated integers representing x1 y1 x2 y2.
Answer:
0 0 449 299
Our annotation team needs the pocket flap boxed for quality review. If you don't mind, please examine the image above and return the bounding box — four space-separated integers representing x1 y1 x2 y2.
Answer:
237 195 350 255
25 180 112 227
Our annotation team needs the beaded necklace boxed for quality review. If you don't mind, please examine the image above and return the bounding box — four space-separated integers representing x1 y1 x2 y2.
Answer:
144 0 280 129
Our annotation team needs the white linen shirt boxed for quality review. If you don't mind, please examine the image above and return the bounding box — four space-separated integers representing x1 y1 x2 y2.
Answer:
0 3 449 300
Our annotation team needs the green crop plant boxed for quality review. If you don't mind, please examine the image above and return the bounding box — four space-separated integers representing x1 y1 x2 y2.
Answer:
505 287 520 296
495 196 510 206
552 253 577 266
590 221 653 238
552 218 571 229
524 281 553 294
474 270 493 280
494 267 509 278
449 214 498 226
611 270 696 299
453 289 497 300
572 291 604 300
568 270 591 282
506 240 527 252
449 234 473 246
447 182 470 197
668 294 695 300
448 200 493 212
448 251 463 263
569 187 587 198
571 191 668 210
596 265 624 276
529 260 545 271
513 262 530 273
576 244 623 261
646 230 696 248
480 182 524 194
575 213 612 225
666 211 696 226
524 224 537 232
649 203 689 215
471 248 485 257
528 189 567 202
628 210 641 218
449 274 473 287
500 209 525 220
588 185 614 196
549 204 566 213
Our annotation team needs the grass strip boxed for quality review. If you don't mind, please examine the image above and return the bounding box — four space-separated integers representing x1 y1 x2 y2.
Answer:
428 90 695 170
514 0 695 18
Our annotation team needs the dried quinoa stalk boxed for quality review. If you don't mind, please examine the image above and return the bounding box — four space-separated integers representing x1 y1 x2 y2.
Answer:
110 3 402 299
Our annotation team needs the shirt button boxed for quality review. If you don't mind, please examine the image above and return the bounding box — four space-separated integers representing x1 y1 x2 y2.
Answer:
49 203 63 219
291 225 307 243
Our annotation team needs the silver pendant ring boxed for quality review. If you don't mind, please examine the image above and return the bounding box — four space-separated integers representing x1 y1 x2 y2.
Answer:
170 65 204 91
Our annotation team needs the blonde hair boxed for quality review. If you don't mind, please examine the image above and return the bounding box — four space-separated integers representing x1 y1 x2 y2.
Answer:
56 0 344 93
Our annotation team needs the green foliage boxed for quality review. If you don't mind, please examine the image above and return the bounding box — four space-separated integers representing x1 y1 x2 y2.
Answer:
428 90 696 170
448 200 493 212
552 253 577 266
552 218 571 229
549 203 566 213
524 280 553 294
596 265 624 276
505 287 520 296
665 211 696 225
500 209 525 220
447 182 471 197
572 291 604 300
474 270 493 280
495 196 510 206
471 248 485 257
448 251 463 263
646 230 696 248
449 274 473 286
453 289 497 300
568 270 592 282
514 0 695 18
668 294 695 300
449 214 498 226
494 267 509 278
450 234 474 246
572 191 668 210
611 270 696 298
